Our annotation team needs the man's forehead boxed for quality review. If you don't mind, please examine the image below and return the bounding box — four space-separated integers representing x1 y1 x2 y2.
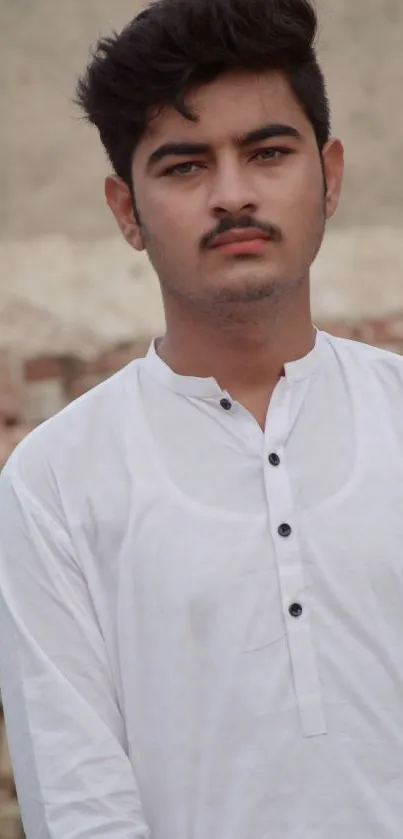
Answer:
143 73 306 147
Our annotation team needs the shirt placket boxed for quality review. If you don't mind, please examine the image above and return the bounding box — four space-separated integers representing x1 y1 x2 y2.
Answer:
264 379 327 738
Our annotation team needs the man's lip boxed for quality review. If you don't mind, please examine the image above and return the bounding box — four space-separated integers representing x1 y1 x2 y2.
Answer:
210 229 269 248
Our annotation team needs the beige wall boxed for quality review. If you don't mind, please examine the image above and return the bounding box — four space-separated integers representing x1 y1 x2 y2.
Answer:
2 0 403 238
1 0 403 358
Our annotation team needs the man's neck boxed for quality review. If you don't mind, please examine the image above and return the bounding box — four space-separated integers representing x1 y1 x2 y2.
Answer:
157 291 315 397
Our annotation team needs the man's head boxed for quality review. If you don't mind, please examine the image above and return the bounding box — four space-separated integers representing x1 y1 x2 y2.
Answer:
76 0 343 315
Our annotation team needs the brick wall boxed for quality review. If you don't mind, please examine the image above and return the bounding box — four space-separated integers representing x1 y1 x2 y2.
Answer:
0 315 403 836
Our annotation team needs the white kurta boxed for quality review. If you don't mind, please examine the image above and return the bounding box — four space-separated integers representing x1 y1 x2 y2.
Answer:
1 330 403 838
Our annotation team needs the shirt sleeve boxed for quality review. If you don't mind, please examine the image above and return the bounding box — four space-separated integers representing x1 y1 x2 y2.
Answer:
0 456 150 839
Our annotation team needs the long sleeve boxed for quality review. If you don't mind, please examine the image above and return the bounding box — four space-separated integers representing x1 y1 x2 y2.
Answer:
0 455 150 839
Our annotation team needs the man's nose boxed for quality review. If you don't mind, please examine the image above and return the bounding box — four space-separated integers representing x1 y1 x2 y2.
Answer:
207 162 259 218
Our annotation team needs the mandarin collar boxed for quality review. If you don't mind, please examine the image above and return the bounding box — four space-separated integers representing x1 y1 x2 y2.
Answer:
142 328 325 397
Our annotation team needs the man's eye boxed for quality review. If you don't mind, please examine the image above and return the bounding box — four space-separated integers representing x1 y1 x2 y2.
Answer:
253 148 292 161
163 162 202 176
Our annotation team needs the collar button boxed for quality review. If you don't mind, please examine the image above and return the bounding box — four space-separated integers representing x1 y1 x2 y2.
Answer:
220 398 232 411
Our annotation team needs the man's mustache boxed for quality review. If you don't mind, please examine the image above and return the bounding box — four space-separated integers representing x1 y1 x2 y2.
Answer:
200 216 282 250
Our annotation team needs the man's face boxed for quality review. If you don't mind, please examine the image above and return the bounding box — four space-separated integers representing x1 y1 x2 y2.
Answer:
107 70 343 309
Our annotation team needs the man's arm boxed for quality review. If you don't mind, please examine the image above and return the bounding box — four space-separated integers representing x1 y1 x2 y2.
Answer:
0 454 150 839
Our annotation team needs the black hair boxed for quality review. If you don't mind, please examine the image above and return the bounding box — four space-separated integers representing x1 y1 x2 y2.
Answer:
76 0 331 189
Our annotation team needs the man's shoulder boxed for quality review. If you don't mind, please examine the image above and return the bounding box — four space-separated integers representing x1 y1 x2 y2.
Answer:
1 357 144 498
322 330 403 378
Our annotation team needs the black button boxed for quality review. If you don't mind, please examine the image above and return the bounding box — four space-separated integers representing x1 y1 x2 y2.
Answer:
268 453 281 467
278 523 292 538
220 398 232 411
289 602 303 618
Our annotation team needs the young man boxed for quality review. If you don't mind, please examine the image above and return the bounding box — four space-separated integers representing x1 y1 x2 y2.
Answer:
1 0 402 836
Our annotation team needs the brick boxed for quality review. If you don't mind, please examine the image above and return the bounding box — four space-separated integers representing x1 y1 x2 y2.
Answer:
0 801 23 839
377 343 403 355
319 318 403 353
24 379 66 424
0 426 31 470
24 357 63 383
66 374 108 402
317 320 358 340
355 320 385 347
0 354 25 423
382 315 403 342
0 720 14 796
86 341 149 377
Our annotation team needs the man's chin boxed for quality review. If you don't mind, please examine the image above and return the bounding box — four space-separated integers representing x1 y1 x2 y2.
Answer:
211 284 279 305
205 272 286 305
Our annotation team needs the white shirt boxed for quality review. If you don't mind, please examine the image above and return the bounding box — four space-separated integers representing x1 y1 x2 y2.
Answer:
1 329 403 839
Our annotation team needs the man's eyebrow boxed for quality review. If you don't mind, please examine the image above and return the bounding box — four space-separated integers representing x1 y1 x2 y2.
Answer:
146 124 302 170
239 123 302 145
147 142 210 170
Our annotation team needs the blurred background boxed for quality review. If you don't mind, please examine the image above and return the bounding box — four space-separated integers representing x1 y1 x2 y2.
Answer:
0 0 403 835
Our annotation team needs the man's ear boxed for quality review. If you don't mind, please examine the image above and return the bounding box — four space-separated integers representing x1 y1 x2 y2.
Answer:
322 138 344 221
104 175 145 251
